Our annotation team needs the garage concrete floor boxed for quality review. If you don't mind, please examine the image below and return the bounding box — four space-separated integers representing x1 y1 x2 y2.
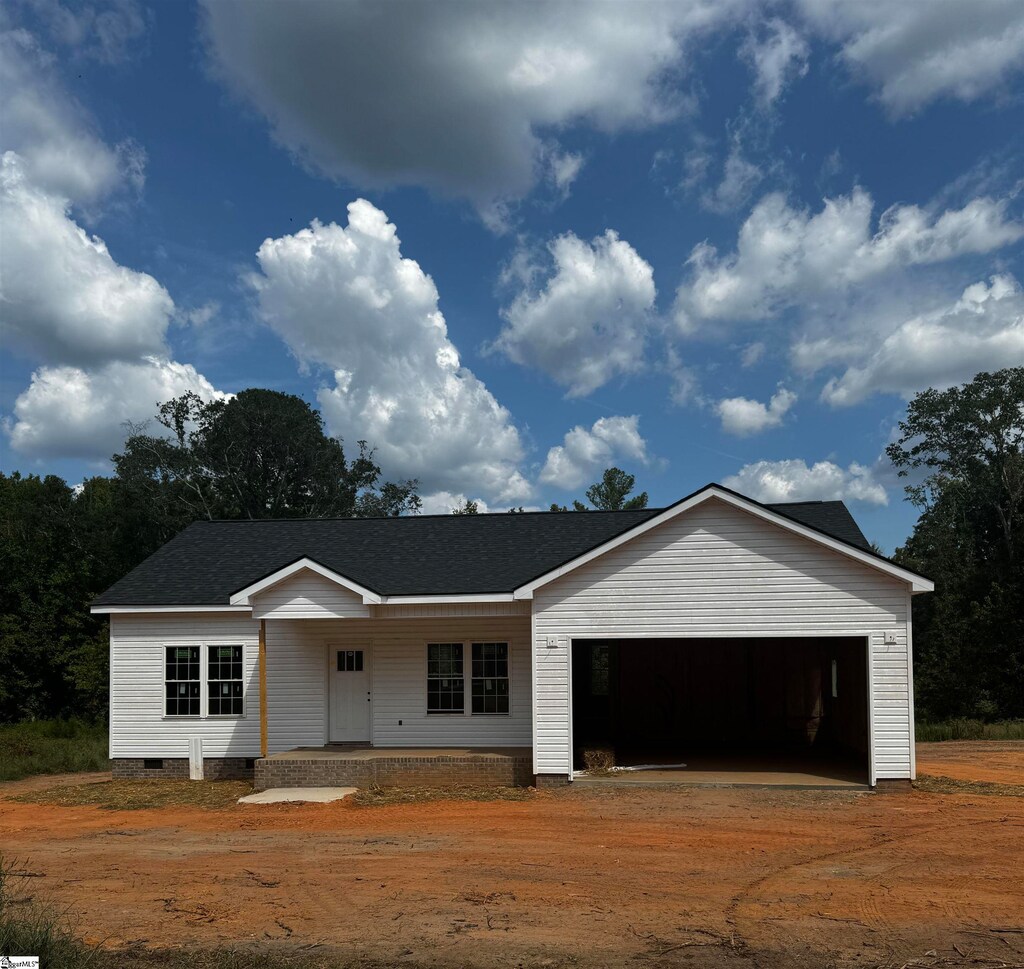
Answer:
573 752 869 789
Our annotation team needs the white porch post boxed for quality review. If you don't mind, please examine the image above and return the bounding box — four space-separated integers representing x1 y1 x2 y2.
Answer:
259 618 268 758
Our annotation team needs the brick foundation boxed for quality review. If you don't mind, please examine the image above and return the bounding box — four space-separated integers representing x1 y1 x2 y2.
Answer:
874 778 913 793
534 773 572 788
111 758 253 781
255 752 533 791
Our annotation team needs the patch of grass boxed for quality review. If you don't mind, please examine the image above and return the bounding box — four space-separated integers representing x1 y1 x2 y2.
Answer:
914 774 1024 797
0 856 104 968
0 856 343 967
351 783 536 807
14 779 251 811
0 854 454 968
0 719 109 782
93 948 350 968
916 719 1024 742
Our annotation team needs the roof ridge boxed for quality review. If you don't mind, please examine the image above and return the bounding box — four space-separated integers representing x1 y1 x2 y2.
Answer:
194 507 664 523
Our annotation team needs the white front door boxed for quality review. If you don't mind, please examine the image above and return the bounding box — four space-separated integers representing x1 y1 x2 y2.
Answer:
329 647 371 743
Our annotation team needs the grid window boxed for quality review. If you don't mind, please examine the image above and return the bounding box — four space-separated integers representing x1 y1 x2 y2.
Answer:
337 650 364 672
165 646 200 716
208 645 244 716
427 643 464 713
471 642 509 715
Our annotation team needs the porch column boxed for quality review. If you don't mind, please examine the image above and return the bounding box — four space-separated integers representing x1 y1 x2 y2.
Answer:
258 619 268 758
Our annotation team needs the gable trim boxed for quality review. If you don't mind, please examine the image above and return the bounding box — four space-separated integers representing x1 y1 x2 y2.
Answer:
229 557 384 606
512 484 934 599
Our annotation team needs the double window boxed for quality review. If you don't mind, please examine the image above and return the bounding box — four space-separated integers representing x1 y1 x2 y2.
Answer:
164 644 245 718
426 642 509 715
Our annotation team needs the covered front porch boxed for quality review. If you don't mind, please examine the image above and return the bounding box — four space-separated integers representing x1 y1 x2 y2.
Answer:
254 745 533 791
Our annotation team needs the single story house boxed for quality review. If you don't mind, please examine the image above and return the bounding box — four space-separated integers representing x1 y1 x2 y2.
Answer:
92 484 933 791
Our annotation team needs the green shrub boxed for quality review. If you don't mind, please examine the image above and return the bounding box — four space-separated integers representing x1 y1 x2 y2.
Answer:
916 719 1024 742
0 720 108 781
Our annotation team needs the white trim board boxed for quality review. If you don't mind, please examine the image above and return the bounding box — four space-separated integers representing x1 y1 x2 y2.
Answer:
513 485 934 599
92 605 252 614
229 557 383 606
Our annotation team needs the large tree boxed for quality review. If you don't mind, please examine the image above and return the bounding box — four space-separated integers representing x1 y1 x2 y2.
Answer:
889 368 1024 720
0 474 119 721
114 389 421 523
550 467 649 512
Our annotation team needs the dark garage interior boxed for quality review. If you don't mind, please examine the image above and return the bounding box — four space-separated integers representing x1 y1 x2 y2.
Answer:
571 637 869 784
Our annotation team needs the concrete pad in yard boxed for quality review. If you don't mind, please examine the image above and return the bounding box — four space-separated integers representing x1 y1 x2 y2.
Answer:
239 787 356 804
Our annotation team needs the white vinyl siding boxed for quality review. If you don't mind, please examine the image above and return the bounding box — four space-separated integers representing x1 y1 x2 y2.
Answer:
264 616 531 749
251 569 371 620
110 613 531 759
109 613 261 758
531 497 914 780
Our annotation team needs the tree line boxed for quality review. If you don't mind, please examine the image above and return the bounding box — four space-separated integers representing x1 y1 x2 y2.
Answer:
1 371 1021 724
0 389 645 722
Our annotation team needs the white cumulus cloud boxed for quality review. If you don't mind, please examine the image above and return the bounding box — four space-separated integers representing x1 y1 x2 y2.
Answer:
418 492 492 516
539 415 650 490
494 229 656 396
1 31 222 464
0 28 142 204
250 199 530 503
723 458 888 505
200 0 741 219
22 0 149 65
797 0 1024 116
1 151 172 366
821 274 1024 406
675 188 1024 330
6 356 226 460
740 18 809 106
716 387 796 436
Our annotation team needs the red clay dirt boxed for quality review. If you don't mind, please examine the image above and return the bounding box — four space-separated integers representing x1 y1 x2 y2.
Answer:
1 742 1022 968
916 740 1024 785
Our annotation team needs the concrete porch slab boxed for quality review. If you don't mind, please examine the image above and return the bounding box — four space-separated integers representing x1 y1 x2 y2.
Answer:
239 787 356 804
262 746 531 761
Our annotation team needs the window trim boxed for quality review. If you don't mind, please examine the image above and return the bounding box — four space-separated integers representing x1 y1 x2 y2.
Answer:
161 641 248 721
422 641 512 718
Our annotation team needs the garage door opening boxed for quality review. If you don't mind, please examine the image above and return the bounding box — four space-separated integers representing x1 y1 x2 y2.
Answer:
571 637 869 787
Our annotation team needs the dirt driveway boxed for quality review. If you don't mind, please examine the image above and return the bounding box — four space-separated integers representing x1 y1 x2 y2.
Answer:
1 742 1022 968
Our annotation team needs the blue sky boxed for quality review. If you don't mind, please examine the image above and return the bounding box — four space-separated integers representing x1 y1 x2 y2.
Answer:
2 0 1023 551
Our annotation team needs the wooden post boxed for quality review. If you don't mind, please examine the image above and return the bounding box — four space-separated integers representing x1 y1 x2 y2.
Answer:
259 619 268 758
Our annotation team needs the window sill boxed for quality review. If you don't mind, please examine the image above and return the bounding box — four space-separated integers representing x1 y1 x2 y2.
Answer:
161 715 247 721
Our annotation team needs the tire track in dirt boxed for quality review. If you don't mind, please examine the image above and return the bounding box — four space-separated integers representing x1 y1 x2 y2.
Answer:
725 809 1020 954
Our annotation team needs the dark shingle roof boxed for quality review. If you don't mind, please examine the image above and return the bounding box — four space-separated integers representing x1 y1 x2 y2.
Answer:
93 487 875 607
764 500 871 552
